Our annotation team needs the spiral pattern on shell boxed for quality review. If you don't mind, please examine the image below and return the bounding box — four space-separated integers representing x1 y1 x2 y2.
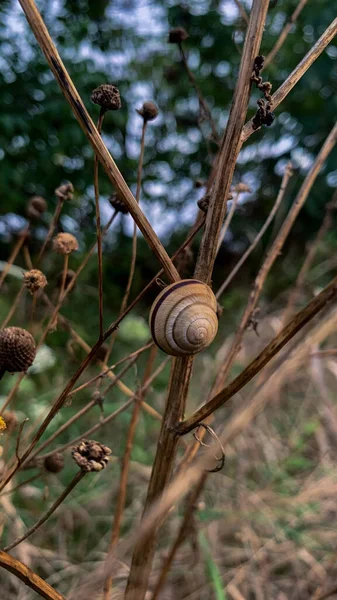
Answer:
149 280 218 356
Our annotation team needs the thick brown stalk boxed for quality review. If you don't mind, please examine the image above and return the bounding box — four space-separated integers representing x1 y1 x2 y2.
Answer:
264 0 309 68
177 273 337 434
125 3 270 598
242 17 337 142
18 0 179 283
103 345 158 598
0 550 66 600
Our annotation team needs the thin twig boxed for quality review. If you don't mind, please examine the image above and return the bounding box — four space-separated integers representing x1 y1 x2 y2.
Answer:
0 550 66 600
0 226 29 291
264 0 309 68
216 190 240 253
1 285 25 329
94 108 106 339
37 198 63 264
3 470 85 551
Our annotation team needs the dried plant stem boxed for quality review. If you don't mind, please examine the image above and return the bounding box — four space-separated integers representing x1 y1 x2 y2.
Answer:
0 550 66 600
18 0 180 283
0 472 43 497
103 345 158 599
242 17 337 142
233 0 249 24
3 470 85 552
125 4 270 597
94 108 106 339
58 254 69 304
282 196 337 324
216 165 291 298
178 273 337 434
37 200 63 264
178 43 219 144
151 473 207 600
1 285 25 329
264 0 309 68
215 125 337 390
216 190 240 253
0 374 25 414
0 226 29 291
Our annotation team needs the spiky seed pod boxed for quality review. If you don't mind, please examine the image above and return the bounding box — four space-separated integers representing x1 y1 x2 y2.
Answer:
136 101 159 122
2 411 17 432
44 453 65 473
24 269 47 295
56 269 76 291
109 193 129 215
26 196 47 220
0 327 36 373
55 182 74 202
168 27 189 44
72 439 111 472
52 233 79 255
91 84 121 112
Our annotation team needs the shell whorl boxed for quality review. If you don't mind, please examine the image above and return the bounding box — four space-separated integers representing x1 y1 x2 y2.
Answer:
149 280 218 356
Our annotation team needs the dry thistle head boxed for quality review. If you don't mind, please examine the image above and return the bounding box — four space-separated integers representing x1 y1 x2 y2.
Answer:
26 196 47 220
24 269 47 295
0 327 36 374
56 269 76 291
55 182 74 202
2 411 17 432
52 233 79 255
44 453 65 473
72 439 111 472
168 27 189 44
109 193 129 215
91 84 121 112
136 101 159 122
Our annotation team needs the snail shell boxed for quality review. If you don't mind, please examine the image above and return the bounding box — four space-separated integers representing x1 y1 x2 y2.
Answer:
149 279 218 356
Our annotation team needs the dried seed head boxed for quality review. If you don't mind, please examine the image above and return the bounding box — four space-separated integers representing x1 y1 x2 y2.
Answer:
55 182 74 202
2 411 17 432
168 27 189 44
91 84 121 112
0 327 36 374
24 269 48 295
109 193 129 215
56 269 76 291
44 453 65 473
26 196 47 220
136 101 159 122
52 233 79 255
72 439 111 472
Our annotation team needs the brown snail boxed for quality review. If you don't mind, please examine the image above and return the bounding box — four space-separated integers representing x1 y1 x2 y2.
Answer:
149 279 218 356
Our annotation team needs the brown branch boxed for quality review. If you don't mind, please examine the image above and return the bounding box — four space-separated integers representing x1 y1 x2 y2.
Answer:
264 0 309 68
242 17 337 142
177 273 337 434
0 226 29 290
233 0 249 25
37 198 64 264
0 550 66 600
18 0 180 283
94 108 106 339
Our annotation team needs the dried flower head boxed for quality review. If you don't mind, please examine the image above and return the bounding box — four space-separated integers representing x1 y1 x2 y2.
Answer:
109 193 129 215
26 196 47 220
72 439 111 472
53 233 79 255
136 101 159 122
24 269 47 295
2 411 17 432
0 327 36 374
55 182 74 202
0 417 6 432
91 84 121 112
44 453 65 473
56 269 76 291
168 27 189 44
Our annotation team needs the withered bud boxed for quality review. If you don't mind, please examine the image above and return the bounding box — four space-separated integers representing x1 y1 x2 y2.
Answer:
136 101 159 122
197 193 210 213
56 269 76 291
168 27 189 44
26 196 47 220
0 327 36 374
72 439 111 472
195 179 205 188
44 453 65 473
53 233 79 255
2 411 17 432
109 193 129 215
91 84 121 112
55 182 74 202
24 269 47 295
95 343 109 363
233 183 252 193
